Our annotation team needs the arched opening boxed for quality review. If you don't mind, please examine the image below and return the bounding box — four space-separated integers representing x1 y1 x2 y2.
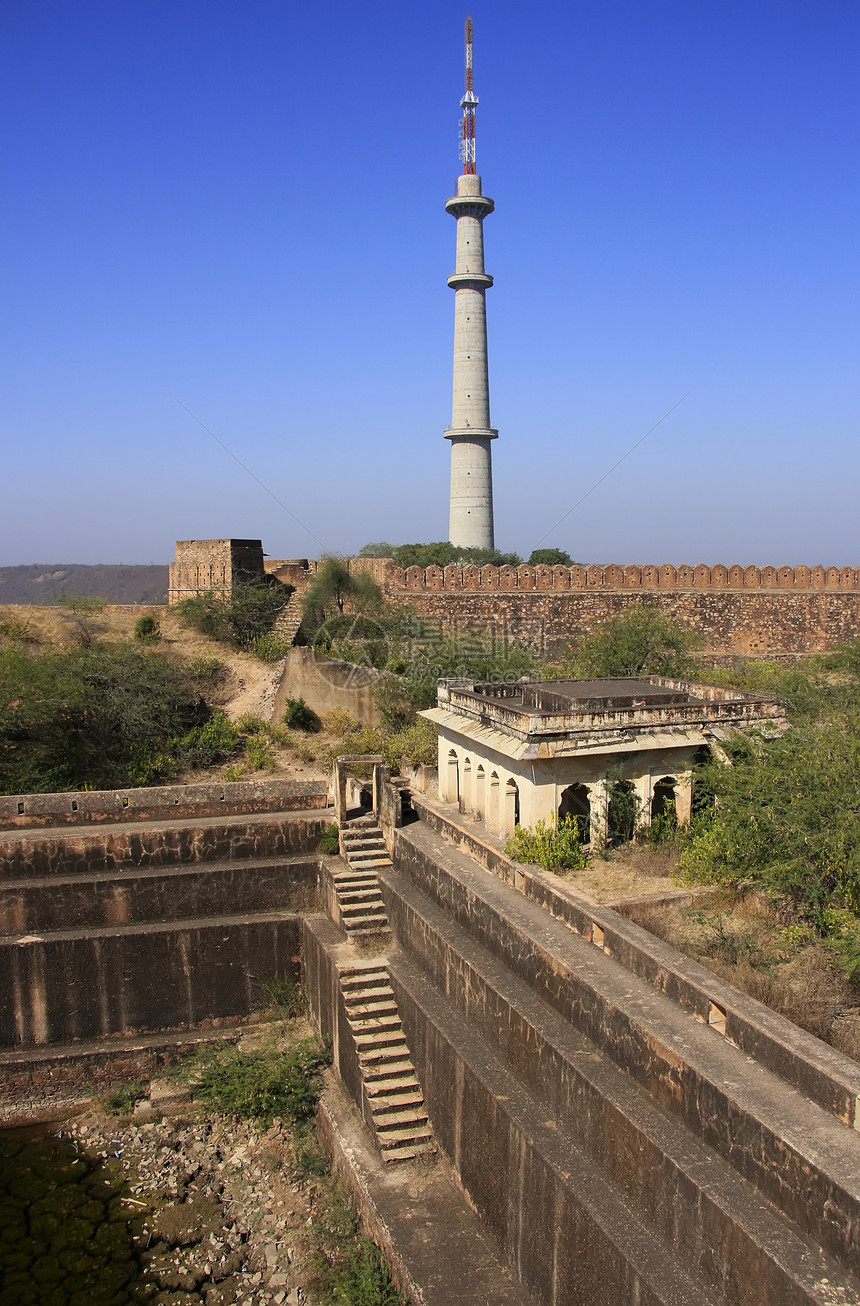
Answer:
650 775 678 841
461 757 472 814
447 750 459 806
651 777 677 824
474 765 486 820
607 777 639 848
558 783 590 844
504 779 520 837
488 772 500 833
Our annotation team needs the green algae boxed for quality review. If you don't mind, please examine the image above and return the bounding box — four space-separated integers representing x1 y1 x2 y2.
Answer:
0 1127 152 1305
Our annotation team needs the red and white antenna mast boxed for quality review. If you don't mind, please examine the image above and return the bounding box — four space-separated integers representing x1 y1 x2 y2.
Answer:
459 16 478 175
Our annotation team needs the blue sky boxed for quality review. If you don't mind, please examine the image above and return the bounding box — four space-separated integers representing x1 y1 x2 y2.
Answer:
2 0 857 566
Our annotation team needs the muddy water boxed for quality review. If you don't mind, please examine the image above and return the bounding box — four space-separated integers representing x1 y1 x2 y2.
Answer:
0 1127 151 1305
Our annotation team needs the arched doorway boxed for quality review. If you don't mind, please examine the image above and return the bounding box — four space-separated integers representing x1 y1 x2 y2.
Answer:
651 776 677 830
504 779 520 837
447 750 459 806
558 783 590 844
607 777 638 847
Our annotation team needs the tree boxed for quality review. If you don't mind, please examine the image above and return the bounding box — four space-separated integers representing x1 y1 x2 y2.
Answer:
573 605 700 678
358 542 396 558
177 578 292 648
301 558 382 620
388 542 522 569
528 548 574 567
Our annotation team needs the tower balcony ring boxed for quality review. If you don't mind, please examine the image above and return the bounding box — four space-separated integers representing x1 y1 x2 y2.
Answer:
447 272 493 290
444 427 499 442
445 196 495 218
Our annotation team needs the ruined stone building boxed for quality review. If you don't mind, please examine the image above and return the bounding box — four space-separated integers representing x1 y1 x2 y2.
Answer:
423 675 786 843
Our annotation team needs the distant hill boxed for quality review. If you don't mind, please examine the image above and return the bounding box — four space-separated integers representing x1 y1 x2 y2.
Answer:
0 564 169 606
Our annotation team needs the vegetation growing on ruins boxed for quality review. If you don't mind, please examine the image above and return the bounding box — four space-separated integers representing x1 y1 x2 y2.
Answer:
506 817 588 873
177 577 293 649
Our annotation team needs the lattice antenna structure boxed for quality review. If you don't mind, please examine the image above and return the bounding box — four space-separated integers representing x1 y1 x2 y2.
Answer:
458 15 478 175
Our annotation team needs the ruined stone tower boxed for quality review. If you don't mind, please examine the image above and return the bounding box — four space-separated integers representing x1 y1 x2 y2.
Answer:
445 17 497 550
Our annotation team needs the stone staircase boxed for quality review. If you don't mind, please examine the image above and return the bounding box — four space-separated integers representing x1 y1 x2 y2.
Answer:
332 820 391 938
272 594 304 645
339 962 435 1164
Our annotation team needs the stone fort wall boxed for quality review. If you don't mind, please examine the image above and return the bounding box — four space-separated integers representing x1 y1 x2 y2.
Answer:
168 541 860 658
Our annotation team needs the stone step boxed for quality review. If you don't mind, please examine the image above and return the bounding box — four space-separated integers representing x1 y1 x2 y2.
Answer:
364 1074 422 1096
342 833 387 847
342 985 394 1004
337 887 384 902
348 1014 403 1034
384 834 860 1306
357 1042 410 1064
340 969 390 989
340 898 386 915
373 1107 430 1130
342 914 389 933
361 1058 417 1080
368 1089 425 1110
0 855 320 935
378 1124 435 1149
353 1029 406 1050
378 1140 436 1164
344 999 399 1019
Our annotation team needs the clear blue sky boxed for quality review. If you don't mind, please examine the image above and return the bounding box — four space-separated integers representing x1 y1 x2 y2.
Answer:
2 0 857 566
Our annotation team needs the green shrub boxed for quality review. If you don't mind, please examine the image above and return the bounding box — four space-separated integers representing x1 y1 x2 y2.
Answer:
0 617 36 643
133 614 160 643
249 630 293 662
568 605 700 679
192 1037 329 1128
104 1081 148 1114
0 643 218 794
283 696 321 732
318 823 341 855
177 579 292 649
245 733 276 770
171 711 239 769
606 773 641 849
506 817 587 873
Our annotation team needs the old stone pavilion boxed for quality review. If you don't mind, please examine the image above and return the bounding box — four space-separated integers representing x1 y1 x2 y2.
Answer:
422 675 787 843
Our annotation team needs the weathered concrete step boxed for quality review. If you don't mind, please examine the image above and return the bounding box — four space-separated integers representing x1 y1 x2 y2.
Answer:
378 1140 436 1164
361 1058 416 1079
344 999 399 1019
347 856 392 869
378 1124 435 1148
2 910 302 1048
333 875 379 890
342 835 387 848
358 1043 410 1063
348 926 392 939
373 1107 430 1130
338 888 384 902
342 915 389 933
369 1090 425 1111
364 1074 422 1096
386 873 860 1306
0 809 328 880
349 1014 402 1034
0 855 319 935
340 899 386 916
353 1029 406 1050
393 821 860 1284
343 986 395 1004
340 969 390 989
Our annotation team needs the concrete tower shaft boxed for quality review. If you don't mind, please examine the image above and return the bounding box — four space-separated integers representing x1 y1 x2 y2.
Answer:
445 171 497 550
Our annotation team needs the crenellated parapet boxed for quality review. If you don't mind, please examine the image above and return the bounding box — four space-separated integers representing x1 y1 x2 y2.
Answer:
388 562 859 593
